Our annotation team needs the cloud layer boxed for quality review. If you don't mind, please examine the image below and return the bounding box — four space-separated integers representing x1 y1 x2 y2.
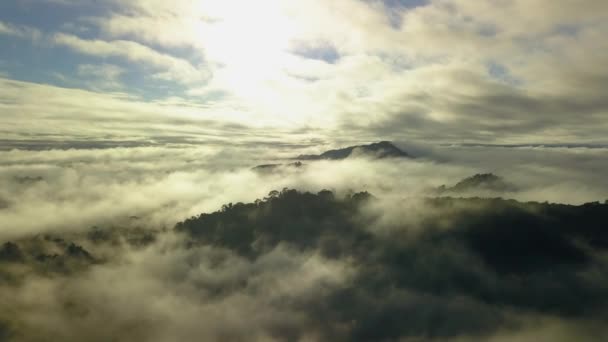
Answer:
1 143 607 241
1 0 608 143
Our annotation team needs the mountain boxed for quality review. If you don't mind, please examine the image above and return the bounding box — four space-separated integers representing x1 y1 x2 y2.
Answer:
5 189 608 341
252 141 410 171
295 141 410 160
437 173 517 194
174 189 608 341
252 161 304 172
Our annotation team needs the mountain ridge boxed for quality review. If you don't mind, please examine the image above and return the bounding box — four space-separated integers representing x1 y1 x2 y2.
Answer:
295 141 411 160
437 173 517 194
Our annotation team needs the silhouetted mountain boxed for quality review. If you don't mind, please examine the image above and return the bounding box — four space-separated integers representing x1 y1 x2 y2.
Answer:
0 242 24 263
0 236 98 277
5 189 608 341
14 176 44 184
175 189 608 340
252 142 409 171
86 226 157 247
437 173 517 194
296 141 410 160
0 197 9 209
252 161 304 172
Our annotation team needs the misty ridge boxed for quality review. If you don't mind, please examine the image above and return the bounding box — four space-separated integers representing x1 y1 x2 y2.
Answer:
1 141 608 341
252 141 410 172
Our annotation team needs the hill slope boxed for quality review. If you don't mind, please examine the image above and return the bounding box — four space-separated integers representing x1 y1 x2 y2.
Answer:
295 141 411 160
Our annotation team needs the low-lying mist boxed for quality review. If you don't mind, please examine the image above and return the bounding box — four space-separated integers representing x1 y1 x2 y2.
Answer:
1 143 608 341
1 143 607 240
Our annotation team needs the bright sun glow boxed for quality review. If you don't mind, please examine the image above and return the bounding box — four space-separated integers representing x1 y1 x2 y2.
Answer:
198 1 295 73
188 1 314 124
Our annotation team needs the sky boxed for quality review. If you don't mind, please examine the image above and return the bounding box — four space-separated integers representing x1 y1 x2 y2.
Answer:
1 0 608 147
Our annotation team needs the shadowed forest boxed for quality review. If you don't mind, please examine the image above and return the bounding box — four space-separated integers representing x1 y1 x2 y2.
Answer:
2 189 608 341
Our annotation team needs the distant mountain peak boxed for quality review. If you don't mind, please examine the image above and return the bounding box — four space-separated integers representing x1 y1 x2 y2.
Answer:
252 161 304 172
296 141 410 160
437 173 517 194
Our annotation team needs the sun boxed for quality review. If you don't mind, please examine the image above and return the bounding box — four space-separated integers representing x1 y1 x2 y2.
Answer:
184 0 306 124
178 1 330 126
197 1 295 71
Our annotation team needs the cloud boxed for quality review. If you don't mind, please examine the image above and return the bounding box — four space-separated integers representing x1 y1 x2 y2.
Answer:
2 142 608 244
76 63 125 90
82 0 608 143
0 231 355 341
52 33 210 85
0 77 288 142
337 60 608 144
0 20 42 41
2 1 608 143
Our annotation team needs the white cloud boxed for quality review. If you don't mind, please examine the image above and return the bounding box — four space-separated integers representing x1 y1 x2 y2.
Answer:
68 0 607 143
0 20 41 41
2 1 608 143
2 142 607 241
0 77 286 140
52 33 210 85
77 63 125 90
